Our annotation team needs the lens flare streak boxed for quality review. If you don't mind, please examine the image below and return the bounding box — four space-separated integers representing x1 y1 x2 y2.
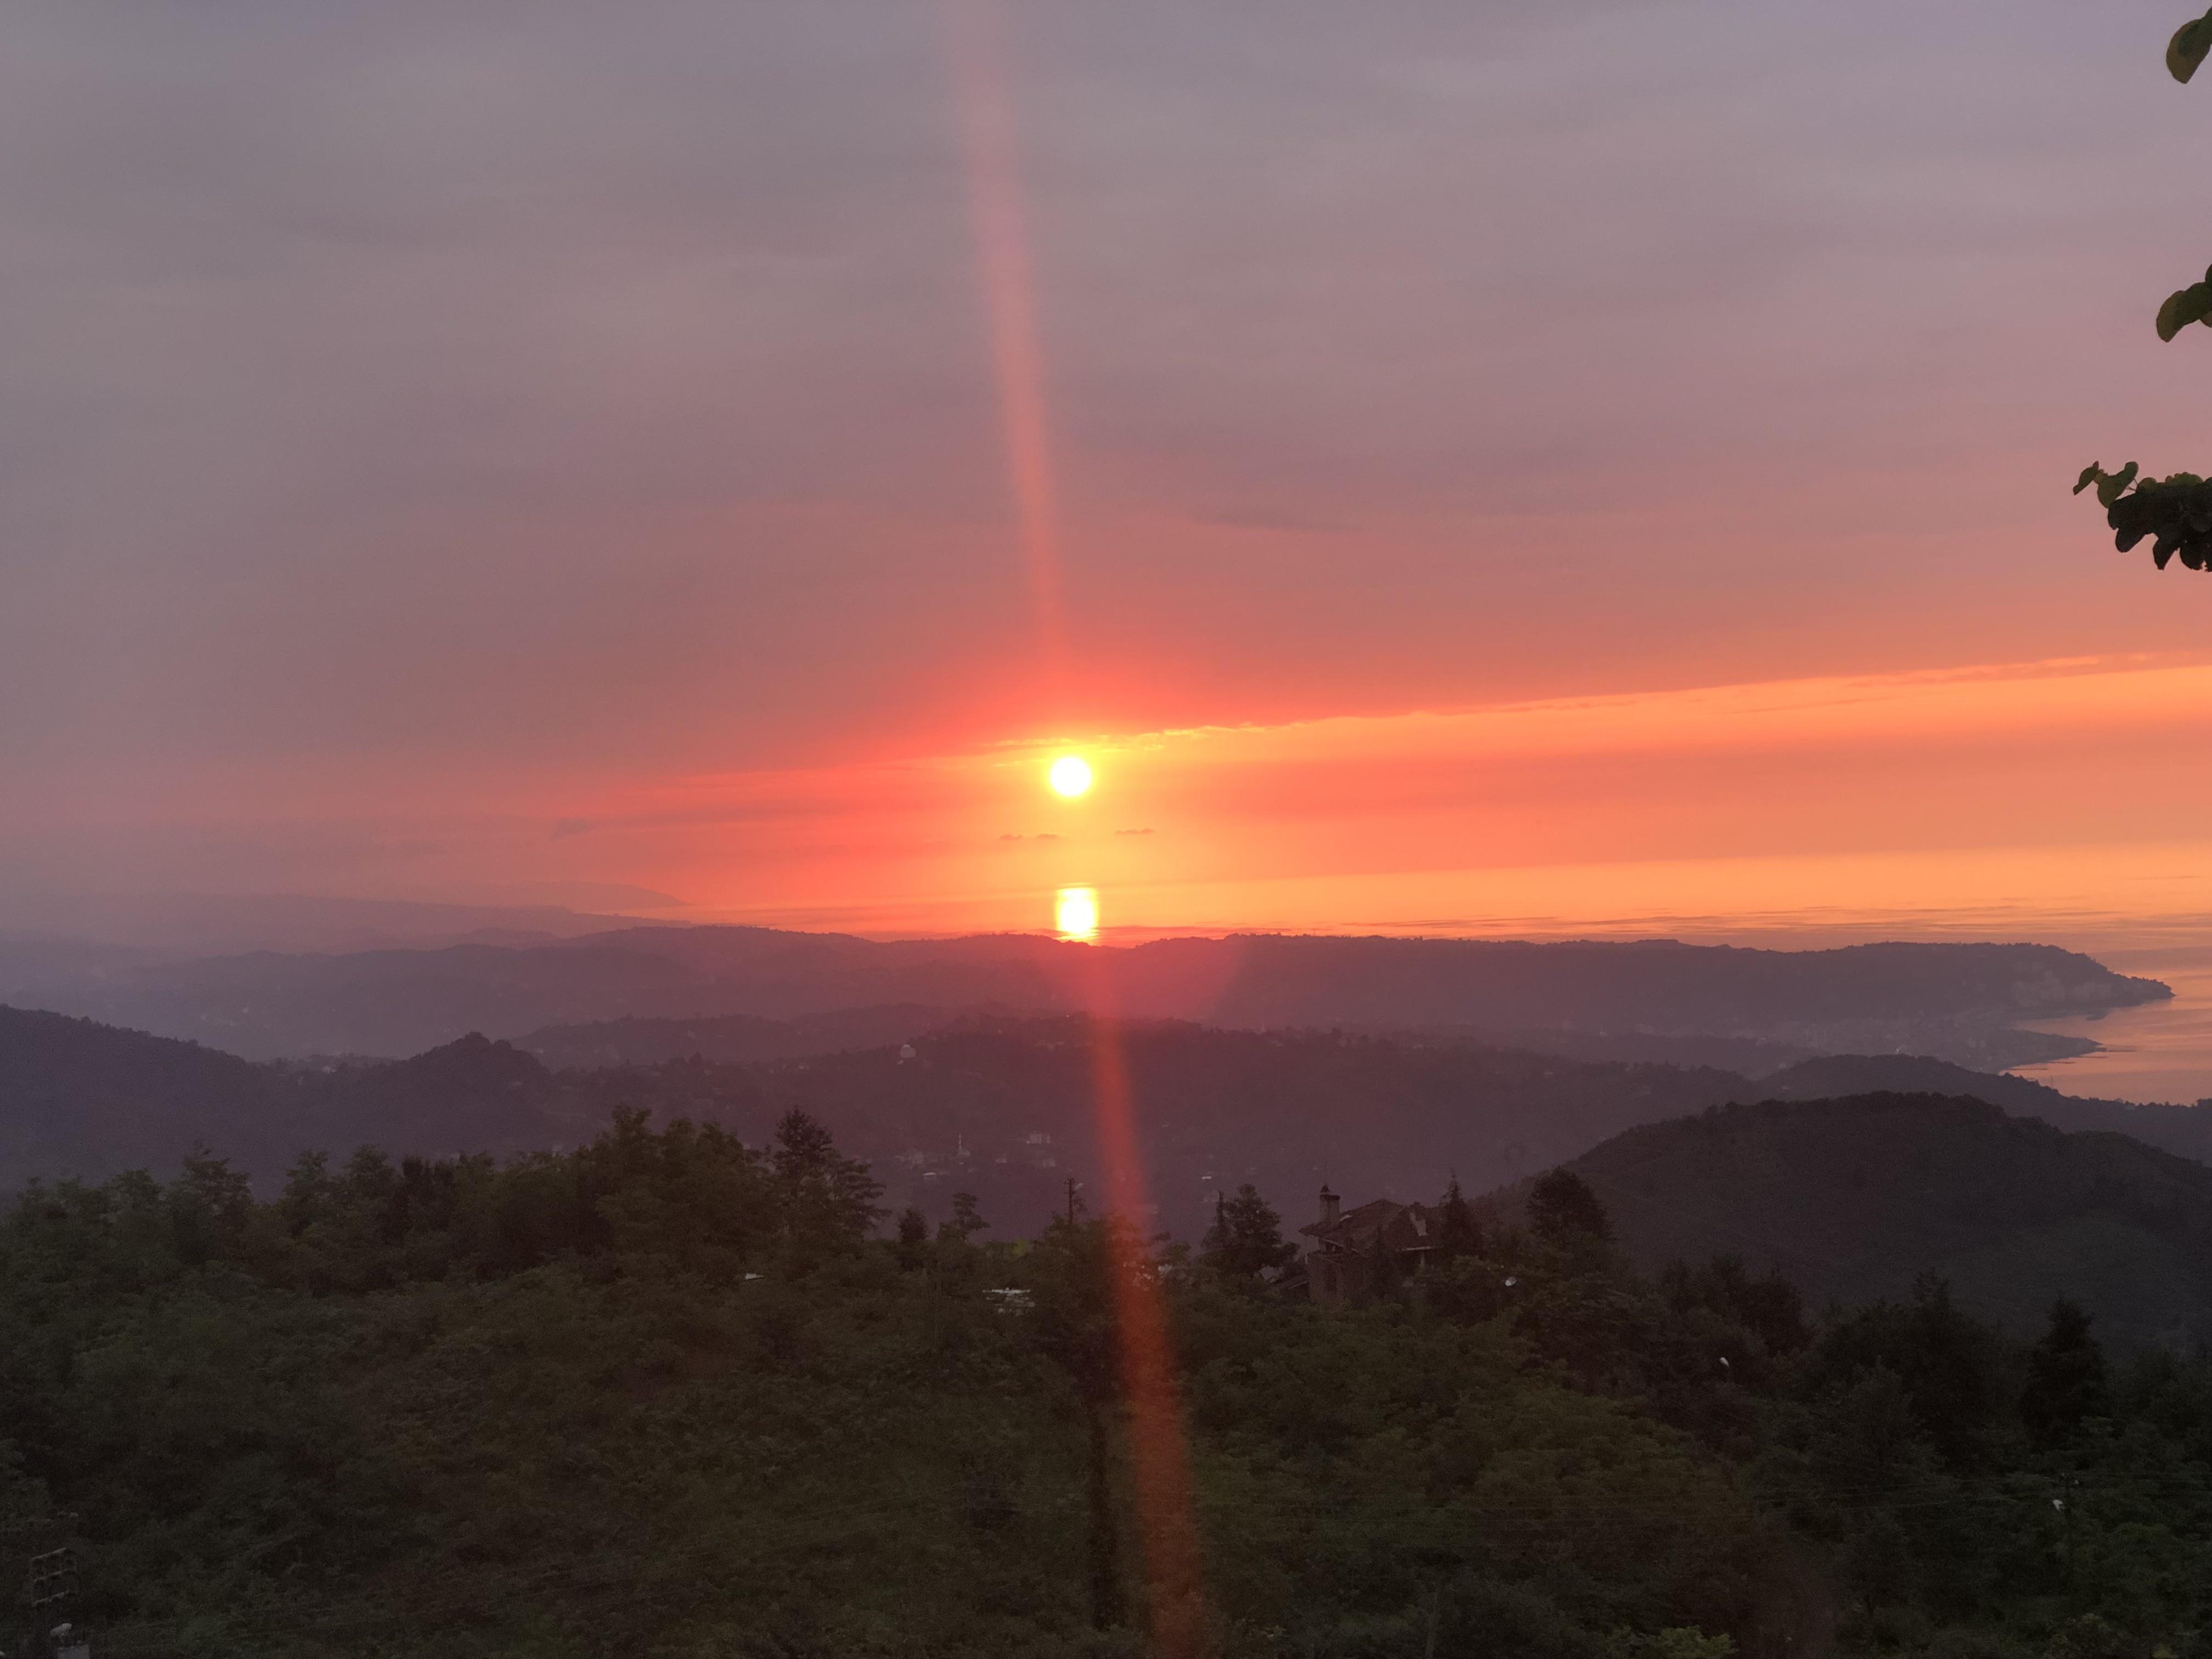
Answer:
939 9 1204 1639
941 0 1068 670
1080 977 1207 1656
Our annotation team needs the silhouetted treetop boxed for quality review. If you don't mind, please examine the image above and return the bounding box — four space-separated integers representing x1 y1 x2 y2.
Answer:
1198 1183 1297 1287
1529 1166 1613 1247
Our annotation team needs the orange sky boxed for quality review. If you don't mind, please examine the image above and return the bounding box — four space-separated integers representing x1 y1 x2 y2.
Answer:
589 650 2212 943
26 648 2192 950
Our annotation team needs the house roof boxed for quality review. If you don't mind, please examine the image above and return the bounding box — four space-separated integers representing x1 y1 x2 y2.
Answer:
1300 1198 1440 1254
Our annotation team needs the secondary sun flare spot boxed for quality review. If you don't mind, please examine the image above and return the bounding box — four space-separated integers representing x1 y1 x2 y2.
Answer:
1056 885 1099 940
1049 754 1093 797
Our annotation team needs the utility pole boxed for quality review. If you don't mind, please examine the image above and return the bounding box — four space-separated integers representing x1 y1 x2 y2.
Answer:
26 1541 86 1658
6 1513 84 1659
1065 1176 1081 1227
2055 1478 2079 1605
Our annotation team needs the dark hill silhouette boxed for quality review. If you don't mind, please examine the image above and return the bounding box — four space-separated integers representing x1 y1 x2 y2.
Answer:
566 928 2160 1034
12 1002 2211 1289
0 1004 1759 1221
675 1017 1761 1240
0 1008 624 1186
1407 1023 2094 1076
0 1006 283 1181
299 1032 583 1153
3 924 2164 1063
1559 1092 2212 1347
1760 1052 2212 1155
516 1004 960 1069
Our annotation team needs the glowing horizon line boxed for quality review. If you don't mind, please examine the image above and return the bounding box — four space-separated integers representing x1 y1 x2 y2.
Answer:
481 650 2212 814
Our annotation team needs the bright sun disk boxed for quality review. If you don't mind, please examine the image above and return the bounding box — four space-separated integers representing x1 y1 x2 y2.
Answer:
1048 754 1092 797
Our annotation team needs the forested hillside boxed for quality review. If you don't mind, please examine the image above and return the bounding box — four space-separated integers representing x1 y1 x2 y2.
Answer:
0 1009 691 1186
0 1007 286 1181
9 1007 2211 1249
1561 1093 2212 1345
1760 1053 2212 1160
515 1003 955 1068
4 1113 2209 1657
0 1008 1754 1233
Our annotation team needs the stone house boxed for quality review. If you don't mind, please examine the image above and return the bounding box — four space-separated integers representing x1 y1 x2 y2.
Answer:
1296 1185 1443 1305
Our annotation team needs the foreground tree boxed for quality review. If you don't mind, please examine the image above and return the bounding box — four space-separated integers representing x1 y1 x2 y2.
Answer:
1198 1183 1297 1289
1435 1175 1483 1261
768 1107 884 1253
1023 1212 1134 1630
1528 1167 1613 1251
2020 1300 2112 1449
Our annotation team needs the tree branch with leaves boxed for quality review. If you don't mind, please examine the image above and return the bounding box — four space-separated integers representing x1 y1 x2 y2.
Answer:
2076 8 2212 568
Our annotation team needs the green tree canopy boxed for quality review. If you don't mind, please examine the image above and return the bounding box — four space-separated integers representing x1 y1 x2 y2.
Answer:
1198 1183 1298 1287
1528 1167 1613 1248
2019 1299 2112 1449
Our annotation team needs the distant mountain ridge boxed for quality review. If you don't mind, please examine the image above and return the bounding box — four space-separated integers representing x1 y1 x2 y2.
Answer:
1558 1092 2212 1347
0 995 2197 1240
1756 1052 2212 1163
0 1004 1751 1216
0 1006 283 1181
515 1005 960 1069
0 1009 602 1185
1 924 2164 1064
13 992 2212 1360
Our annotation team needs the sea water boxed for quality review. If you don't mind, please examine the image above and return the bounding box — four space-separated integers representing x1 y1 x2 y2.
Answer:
2013 950 2212 1107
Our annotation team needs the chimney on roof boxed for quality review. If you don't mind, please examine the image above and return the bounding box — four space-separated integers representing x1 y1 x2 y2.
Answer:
1319 1185 1340 1229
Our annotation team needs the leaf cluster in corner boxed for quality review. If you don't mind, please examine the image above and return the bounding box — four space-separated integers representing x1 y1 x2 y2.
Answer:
2075 462 2212 568
2172 7 2212 82
2157 265 2212 341
2074 15 2212 569
2155 18 2212 342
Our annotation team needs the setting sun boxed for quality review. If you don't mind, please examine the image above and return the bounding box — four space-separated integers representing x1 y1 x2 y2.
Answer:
1048 754 1093 797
